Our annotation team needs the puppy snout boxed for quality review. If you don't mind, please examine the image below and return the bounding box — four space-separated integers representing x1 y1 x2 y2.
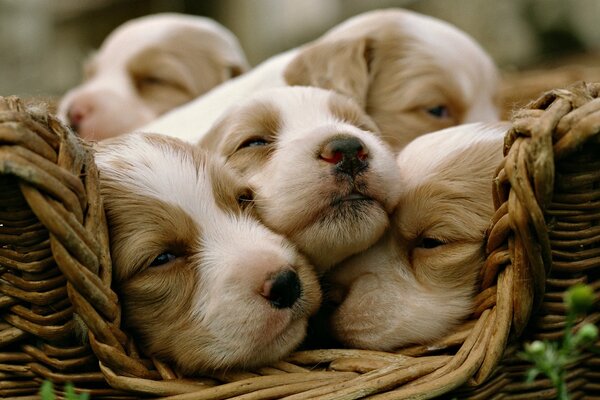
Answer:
67 101 93 132
319 136 369 177
261 269 302 309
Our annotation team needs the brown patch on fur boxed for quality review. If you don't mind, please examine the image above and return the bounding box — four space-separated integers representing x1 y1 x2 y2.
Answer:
207 156 250 215
285 38 373 108
101 180 200 282
118 249 200 368
99 171 206 365
127 26 248 115
202 101 281 179
366 34 466 149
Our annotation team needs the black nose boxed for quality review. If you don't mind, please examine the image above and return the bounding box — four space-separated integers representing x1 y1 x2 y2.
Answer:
320 136 369 177
265 269 302 309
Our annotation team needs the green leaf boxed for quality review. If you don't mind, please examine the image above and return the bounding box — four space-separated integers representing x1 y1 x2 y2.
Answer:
40 380 55 400
65 383 76 399
64 382 89 400
574 323 598 347
525 340 546 356
526 368 540 383
565 284 595 315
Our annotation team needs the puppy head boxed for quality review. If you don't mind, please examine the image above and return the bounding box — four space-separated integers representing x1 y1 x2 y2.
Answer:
202 86 401 273
95 133 320 373
284 9 500 151
327 122 509 350
59 13 249 141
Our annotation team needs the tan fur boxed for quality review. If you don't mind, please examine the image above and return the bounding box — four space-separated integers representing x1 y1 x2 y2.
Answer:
95 133 321 373
201 86 401 273
284 9 500 151
124 26 245 116
326 122 509 350
58 14 248 141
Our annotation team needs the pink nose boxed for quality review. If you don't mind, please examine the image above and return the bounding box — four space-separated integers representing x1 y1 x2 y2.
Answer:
67 101 93 132
319 135 369 177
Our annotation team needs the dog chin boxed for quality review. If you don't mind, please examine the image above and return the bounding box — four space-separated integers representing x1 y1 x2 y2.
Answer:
248 317 308 365
294 202 389 271
176 310 309 374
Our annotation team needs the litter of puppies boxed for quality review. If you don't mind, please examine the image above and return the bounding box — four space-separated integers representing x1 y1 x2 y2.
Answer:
1 6 598 399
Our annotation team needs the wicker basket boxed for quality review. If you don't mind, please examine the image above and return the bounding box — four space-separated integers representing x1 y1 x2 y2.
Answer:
499 64 600 120
1 82 598 399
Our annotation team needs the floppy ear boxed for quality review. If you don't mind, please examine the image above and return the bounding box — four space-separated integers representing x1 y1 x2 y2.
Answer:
284 38 374 107
199 116 228 151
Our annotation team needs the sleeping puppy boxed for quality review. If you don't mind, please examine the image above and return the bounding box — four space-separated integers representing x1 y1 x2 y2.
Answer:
144 8 499 149
201 86 401 273
326 122 509 350
284 9 500 151
59 13 248 141
94 133 321 373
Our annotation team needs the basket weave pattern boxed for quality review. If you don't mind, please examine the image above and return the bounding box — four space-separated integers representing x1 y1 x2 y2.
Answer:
1 82 598 399
0 96 145 398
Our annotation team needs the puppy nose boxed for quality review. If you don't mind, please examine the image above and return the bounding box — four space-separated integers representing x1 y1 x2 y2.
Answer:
261 269 302 309
67 102 93 132
319 136 369 177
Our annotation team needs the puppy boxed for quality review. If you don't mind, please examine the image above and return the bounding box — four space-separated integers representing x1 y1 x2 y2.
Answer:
59 13 248 141
284 9 500 151
200 86 401 273
143 8 499 149
326 122 509 350
94 133 321 373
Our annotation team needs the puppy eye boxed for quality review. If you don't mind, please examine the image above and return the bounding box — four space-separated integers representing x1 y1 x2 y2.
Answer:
416 237 445 249
138 76 172 87
426 105 450 118
237 190 254 208
239 137 270 149
149 252 176 267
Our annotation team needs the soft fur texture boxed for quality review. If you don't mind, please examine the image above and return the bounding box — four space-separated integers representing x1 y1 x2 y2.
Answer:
59 13 248 141
326 122 509 350
284 9 500 151
95 133 321 373
200 86 401 273
143 8 499 149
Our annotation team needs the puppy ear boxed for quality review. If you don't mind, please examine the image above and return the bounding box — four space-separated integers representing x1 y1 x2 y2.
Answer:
199 116 228 151
284 38 374 107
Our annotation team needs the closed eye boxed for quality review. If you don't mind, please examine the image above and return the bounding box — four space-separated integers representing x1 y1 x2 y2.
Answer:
238 136 271 150
137 75 176 88
425 105 451 118
415 237 445 249
149 252 177 267
237 189 254 209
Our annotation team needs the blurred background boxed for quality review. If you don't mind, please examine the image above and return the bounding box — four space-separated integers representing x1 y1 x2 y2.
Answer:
1 0 600 98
